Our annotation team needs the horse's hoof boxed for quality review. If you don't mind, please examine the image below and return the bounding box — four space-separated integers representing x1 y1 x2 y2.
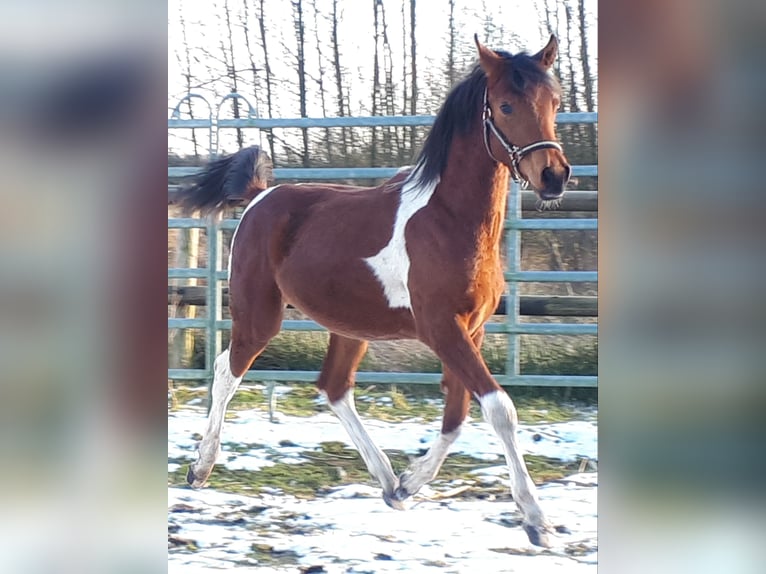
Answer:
394 469 423 501
392 486 412 502
523 524 552 548
186 465 208 489
382 492 406 510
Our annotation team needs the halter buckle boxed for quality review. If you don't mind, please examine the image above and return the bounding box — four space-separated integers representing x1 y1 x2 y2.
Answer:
482 88 492 122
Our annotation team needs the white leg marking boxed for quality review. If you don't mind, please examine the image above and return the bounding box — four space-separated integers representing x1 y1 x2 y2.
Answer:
189 349 242 486
478 390 549 529
227 185 280 280
325 390 398 495
364 175 439 309
398 427 461 496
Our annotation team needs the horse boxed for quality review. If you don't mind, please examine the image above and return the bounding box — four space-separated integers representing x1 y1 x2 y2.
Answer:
178 34 570 548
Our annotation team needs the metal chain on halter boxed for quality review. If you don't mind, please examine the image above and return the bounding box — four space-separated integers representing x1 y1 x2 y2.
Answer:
481 87 562 190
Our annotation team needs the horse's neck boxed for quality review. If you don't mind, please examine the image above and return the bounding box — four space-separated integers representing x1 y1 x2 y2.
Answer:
437 131 510 245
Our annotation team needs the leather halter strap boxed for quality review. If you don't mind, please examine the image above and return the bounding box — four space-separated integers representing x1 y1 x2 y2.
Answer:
481 87 562 188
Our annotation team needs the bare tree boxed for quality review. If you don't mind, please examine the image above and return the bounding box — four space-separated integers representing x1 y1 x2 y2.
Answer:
400 0 408 117
446 0 456 87
409 0 418 151
311 0 331 161
221 0 244 149
578 0 596 149
331 0 349 159
257 0 276 160
292 0 310 166
578 0 594 108
564 2 578 113
371 0 381 165
241 0 262 144
379 0 397 158
176 4 199 157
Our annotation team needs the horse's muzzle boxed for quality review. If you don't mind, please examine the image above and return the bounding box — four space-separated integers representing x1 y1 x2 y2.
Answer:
539 165 570 199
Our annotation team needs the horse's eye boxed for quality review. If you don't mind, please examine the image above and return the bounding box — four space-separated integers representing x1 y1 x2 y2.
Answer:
500 103 513 115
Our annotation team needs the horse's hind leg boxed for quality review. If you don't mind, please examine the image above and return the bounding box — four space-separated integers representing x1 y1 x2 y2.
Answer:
187 286 283 488
394 367 468 500
187 347 248 488
318 333 400 508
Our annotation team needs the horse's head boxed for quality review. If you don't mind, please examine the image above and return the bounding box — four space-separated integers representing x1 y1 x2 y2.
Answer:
475 35 571 202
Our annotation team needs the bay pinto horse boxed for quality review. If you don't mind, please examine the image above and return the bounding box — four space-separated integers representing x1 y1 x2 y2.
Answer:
179 35 571 547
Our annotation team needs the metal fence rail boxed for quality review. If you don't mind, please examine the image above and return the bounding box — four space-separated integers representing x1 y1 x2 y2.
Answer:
168 93 597 388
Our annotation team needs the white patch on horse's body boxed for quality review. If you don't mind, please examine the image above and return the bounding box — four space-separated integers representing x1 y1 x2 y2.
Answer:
324 389 398 495
478 390 549 529
398 427 460 495
363 175 439 309
227 185 280 280
189 349 243 487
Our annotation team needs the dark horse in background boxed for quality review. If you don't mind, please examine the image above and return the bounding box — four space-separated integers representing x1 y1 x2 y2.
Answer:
178 35 571 547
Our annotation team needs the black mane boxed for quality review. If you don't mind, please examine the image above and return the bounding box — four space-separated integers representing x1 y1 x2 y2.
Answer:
407 50 559 189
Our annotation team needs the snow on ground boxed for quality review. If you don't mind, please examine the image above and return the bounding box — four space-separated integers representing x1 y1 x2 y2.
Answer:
168 404 597 572
168 405 597 469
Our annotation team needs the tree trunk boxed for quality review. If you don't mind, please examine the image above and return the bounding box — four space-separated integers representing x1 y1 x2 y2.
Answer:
312 0 331 162
409 0 417 152
578 0 597 142
544 0 557 38
565 2 578 112
401 1 409 159
379 0 396 161
371 0 381 166
292 0 309 167
241 0 261 147
257 0 276 160
178 6 199 157
222 0 244 149
447 0 456 87
331 0 348 160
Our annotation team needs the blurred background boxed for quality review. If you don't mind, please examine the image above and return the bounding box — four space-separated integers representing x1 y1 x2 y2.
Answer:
599 0 766 572
0 1 167 572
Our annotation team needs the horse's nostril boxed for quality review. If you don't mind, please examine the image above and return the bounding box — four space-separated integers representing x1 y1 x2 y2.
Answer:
541 167 554 185
542 166 569 187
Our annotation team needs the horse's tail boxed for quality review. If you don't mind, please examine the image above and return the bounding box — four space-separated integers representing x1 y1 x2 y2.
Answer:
176 145 274 215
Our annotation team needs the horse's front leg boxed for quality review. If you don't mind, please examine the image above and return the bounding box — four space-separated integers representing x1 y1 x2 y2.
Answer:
394 329 484 500
418 317 553 548
319 333 402 508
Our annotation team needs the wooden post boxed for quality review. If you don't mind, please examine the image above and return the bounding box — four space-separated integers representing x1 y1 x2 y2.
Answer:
172 211 200 368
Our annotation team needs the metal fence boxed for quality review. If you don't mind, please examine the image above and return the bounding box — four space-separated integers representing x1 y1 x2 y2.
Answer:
168 93 597 388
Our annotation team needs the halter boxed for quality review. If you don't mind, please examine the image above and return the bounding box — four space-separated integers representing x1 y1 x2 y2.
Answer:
482 88 562 188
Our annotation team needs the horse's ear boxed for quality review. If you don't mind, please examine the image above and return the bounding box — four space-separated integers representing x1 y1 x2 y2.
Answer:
534 34 558 70
475 34 504 80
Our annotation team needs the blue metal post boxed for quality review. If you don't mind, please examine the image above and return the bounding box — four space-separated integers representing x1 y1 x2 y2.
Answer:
505 180 522 383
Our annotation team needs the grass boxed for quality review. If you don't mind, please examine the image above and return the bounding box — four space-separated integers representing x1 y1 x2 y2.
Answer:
171 323 597 404
169 380 591 424
244 544 301 567
168 440 582 499
180 330 597 375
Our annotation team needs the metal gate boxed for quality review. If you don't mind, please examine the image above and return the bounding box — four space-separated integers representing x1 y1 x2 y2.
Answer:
168 93 597 388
